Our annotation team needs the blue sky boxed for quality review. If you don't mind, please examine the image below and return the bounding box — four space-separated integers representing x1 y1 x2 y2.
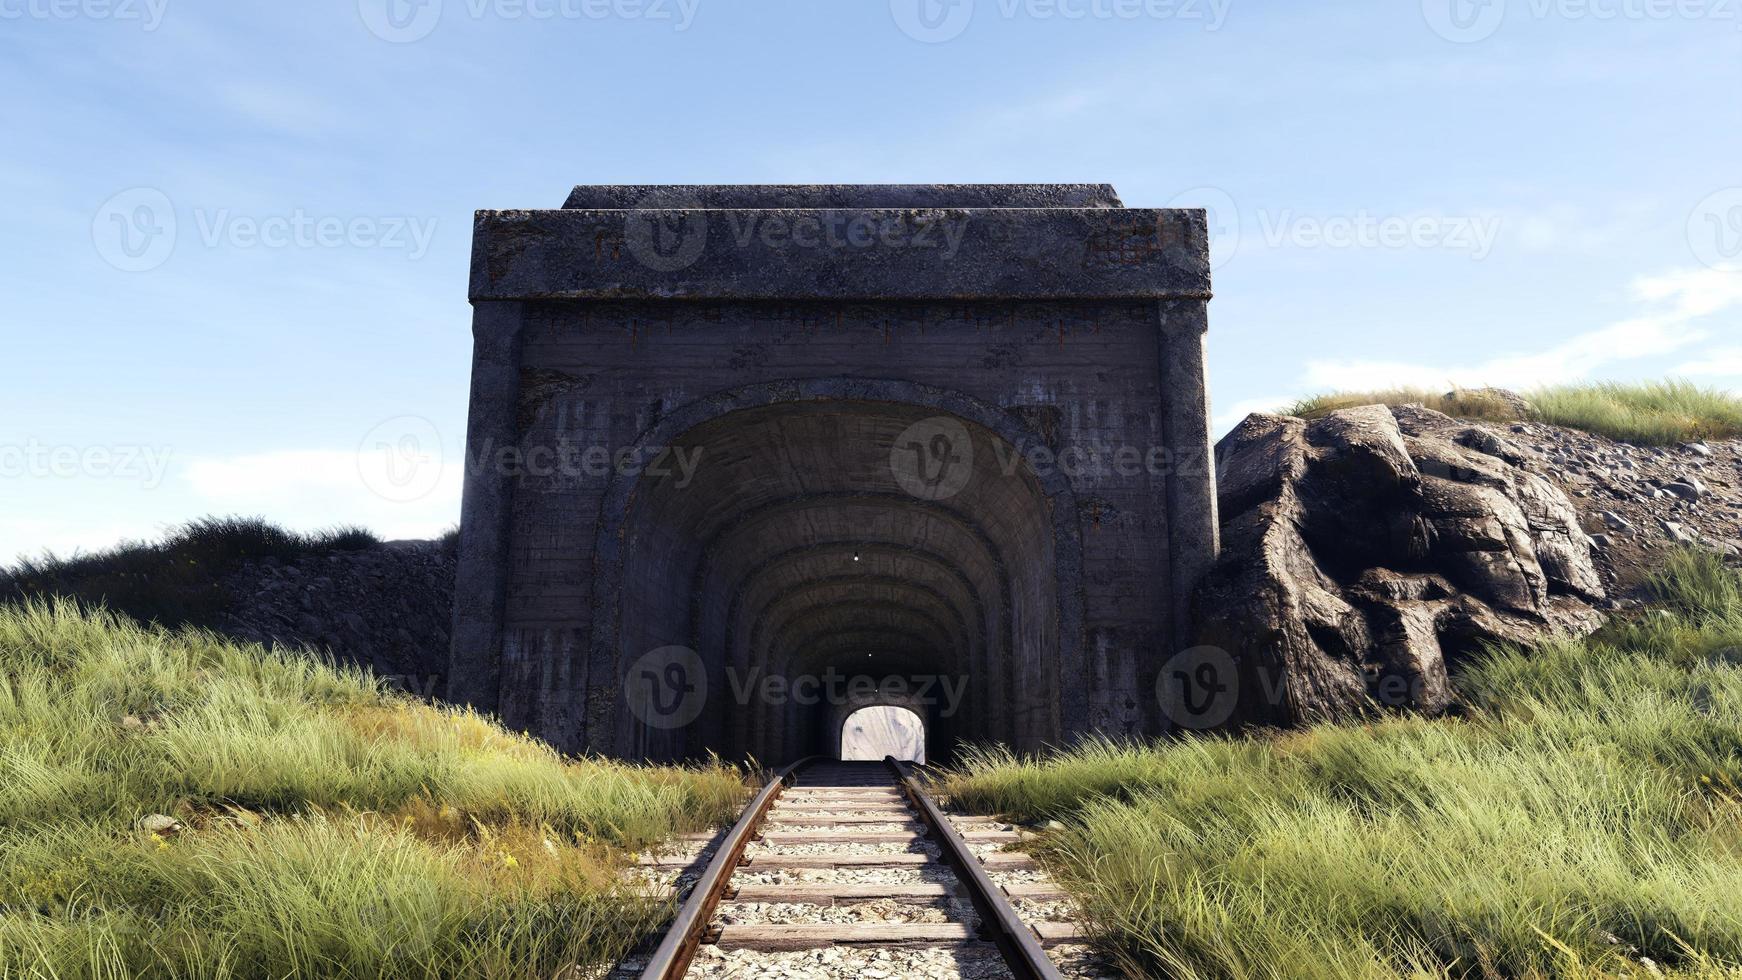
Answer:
3 0 1740 562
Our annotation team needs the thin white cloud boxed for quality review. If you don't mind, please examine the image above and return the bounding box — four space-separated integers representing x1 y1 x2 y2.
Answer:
181 449 461 542
1299 265 1737 394
0 517 159 566
1632 265 1742 318
1212 395 1291 435
1674 347 1742 379
1510 202 1661 256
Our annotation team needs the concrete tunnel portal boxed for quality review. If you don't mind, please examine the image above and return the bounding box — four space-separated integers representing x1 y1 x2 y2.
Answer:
610 397 1070 765
449 184 1219 766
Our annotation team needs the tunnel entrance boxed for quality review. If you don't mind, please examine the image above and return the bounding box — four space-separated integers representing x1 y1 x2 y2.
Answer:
605 389 1073 766
451 185 1221 763
840 706 926 764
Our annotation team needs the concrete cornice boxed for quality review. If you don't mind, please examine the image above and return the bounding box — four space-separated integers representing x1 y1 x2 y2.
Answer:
469 205 1210 301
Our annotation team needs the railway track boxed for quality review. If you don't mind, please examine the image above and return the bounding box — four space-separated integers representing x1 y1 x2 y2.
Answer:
632 758 1096 979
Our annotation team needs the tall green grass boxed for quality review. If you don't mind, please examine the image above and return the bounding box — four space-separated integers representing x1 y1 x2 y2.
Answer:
1285 380 1742 445
940 551 1742 979
0 600 748 979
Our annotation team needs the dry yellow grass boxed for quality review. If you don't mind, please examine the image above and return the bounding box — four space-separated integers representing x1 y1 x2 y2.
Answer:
1285 380 1742 445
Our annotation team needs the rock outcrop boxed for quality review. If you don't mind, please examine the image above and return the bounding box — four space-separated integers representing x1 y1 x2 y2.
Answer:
1195 404 1607 726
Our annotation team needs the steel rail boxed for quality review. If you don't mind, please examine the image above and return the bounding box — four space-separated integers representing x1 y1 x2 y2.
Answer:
885 756 1065 980
638 756 822 980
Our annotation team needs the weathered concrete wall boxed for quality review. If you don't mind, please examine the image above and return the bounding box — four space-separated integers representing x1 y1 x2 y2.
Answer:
451 185 1216 764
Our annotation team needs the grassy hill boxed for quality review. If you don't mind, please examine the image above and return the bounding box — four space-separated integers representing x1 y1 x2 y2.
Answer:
0 517 389 630
0 600 746 979
940 550 1742 978
1285 380 1742 445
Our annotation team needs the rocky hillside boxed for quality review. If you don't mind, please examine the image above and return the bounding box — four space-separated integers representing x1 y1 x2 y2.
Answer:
208 539 456 697
1507 418 1742 580
1198 399 1741 728
1 520 456 699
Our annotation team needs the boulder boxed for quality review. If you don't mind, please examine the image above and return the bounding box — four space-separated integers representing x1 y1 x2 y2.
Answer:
1194 404 1605 727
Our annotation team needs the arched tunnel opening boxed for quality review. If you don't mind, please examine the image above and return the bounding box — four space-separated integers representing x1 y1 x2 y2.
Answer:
607 394 1070 766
